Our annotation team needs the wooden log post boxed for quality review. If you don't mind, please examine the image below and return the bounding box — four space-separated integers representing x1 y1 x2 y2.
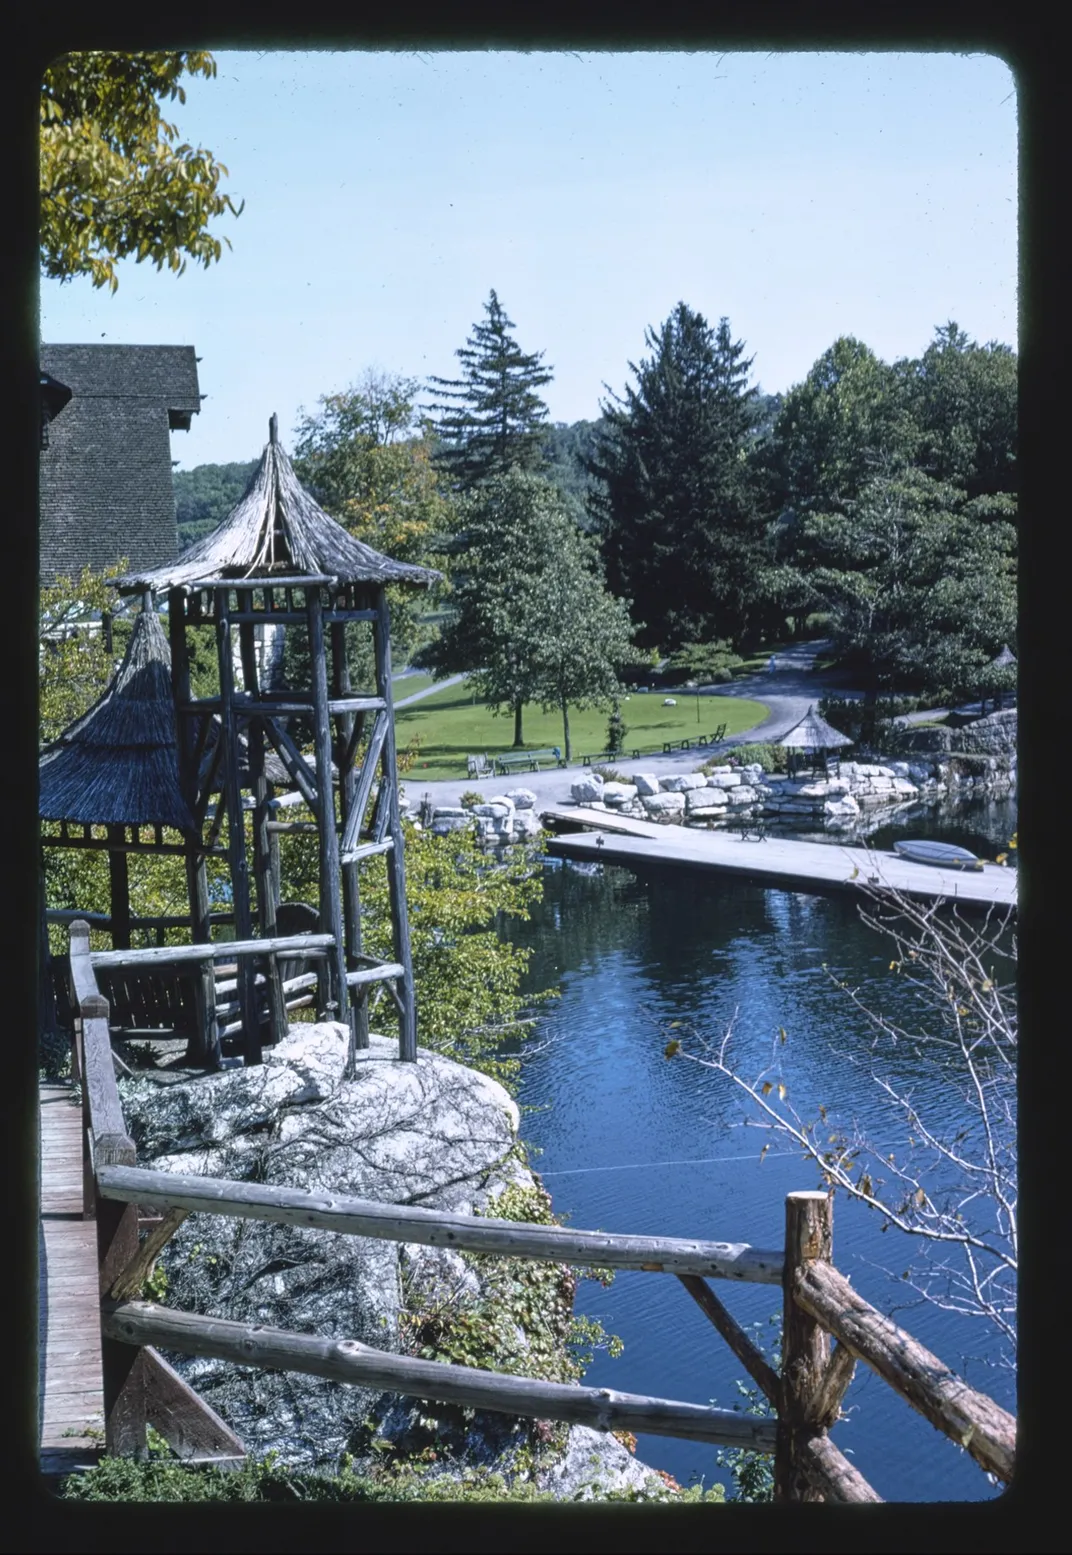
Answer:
372 587 417 1062
170 587 219 1070
307 586 348 1031
216 589 260 1064
775 1190 833 1503
82 993 145 1457
239 591 287 1047
331 609 369 1057
106 828 131 949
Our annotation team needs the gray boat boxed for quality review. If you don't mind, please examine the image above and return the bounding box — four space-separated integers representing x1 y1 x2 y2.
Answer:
893 838 984 871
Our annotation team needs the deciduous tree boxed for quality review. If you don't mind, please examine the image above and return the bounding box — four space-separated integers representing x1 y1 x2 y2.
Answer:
41 51 242 292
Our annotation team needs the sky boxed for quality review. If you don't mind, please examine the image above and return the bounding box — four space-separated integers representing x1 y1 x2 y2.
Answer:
39 50 1018 470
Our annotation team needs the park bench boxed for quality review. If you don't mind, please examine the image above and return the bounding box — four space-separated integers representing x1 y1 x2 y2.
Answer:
467 753 493 779
582 749 642 766
494 748 564 775
662 723 728 755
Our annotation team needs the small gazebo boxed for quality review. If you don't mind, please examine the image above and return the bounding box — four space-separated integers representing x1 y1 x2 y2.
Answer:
38 604 213 1051
778 705 854 777
40 604 197 946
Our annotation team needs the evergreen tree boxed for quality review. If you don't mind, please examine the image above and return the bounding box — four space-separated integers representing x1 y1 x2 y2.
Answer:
427 290 553 489
590 303 767 652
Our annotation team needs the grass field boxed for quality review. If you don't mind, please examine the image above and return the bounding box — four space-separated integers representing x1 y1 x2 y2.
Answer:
395 682 769 781
391 672 437 700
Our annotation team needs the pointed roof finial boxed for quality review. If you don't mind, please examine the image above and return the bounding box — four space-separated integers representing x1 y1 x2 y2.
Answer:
269 413 278 445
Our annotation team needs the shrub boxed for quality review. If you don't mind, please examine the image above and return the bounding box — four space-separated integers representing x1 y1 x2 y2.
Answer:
592 765 627 784
458 791 483 809
718 743 787 774
61 1451 725 1503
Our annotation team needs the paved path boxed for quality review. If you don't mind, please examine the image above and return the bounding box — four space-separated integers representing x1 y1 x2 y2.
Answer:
398 641 866 811
542 807 1017 911
38 1082 103 1481
393 671 466 708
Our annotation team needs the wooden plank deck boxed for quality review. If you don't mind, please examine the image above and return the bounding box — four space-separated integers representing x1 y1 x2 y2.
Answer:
540 807 1017 911
39 1082 103 1482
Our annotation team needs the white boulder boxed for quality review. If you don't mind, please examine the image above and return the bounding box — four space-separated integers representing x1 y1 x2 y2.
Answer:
640 791 686 818
504 788 537 810
632 773 661 796
571 774 605 804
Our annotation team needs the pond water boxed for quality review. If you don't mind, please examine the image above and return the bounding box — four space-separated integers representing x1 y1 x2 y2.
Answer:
502 796 1016 1503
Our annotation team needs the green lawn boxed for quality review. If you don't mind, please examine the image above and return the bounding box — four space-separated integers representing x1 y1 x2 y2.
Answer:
391 672 437 699
396 683 769 780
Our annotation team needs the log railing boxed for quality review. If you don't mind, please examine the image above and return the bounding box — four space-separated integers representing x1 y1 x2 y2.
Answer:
64 930 1016 1502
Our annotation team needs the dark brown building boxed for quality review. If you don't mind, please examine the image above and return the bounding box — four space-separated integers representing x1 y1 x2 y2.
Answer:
39 344 202 586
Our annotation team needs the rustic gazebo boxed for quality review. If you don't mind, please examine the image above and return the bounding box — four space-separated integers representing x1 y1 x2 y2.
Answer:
778 705 854 777
112 415 440 1068
38 603 221 1052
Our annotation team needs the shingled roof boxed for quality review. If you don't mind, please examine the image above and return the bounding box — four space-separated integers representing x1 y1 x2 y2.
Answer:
114 418 441 594
39 608 194 832
39 344 201 587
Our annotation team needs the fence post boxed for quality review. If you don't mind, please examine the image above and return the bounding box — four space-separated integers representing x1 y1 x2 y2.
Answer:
775 1190 833 1503
82 991 146 1457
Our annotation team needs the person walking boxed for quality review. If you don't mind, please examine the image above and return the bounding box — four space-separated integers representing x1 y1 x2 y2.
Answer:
768 654 777 674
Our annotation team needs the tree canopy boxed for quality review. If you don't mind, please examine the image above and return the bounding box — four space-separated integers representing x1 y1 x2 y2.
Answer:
41 51 242 291
426 291 553 489
418 470 632 754
801 470 1017 699
591 303 770 652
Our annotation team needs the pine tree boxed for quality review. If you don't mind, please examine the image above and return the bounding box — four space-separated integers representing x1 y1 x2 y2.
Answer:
590 303 767 652
427 290 553 489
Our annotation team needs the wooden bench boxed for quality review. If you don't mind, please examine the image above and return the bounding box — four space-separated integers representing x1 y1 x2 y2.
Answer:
466 754 493 779
494 748 564 775
662 724 728 755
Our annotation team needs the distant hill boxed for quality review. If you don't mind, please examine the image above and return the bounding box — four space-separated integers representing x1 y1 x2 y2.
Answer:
173 460 258 550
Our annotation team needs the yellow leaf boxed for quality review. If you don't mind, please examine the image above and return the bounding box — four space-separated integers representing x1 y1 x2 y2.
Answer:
889 961 898 971
759 1144 769 1163
914 1187 927 1207
663 1040 681 1058
777 1083 787 1101
860 1175 873 1197
762 1082 773 1096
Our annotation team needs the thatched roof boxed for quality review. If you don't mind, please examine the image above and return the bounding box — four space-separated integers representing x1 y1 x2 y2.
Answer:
778 705 854 751
990 644 1017 669
114 418 442 594
39 609 195 832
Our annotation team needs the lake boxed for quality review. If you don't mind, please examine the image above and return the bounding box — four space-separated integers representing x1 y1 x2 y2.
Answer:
503 796 1016 1503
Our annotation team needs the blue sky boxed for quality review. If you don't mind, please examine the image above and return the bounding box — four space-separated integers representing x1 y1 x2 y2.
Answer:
39 49 1018 469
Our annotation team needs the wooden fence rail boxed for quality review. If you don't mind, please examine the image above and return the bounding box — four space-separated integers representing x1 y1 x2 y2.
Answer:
60 927 1015 1503
101 1300 780 1453
96 1165 784 1284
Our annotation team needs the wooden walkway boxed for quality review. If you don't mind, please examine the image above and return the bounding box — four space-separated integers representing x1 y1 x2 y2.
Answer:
39 1083 103 1481
540 807 1018 911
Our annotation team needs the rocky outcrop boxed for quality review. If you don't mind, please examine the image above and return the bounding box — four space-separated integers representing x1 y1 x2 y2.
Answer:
117 1025 670 1497
119 1027 530 1469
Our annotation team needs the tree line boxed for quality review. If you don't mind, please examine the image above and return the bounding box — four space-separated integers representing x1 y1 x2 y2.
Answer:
177 291 1016 750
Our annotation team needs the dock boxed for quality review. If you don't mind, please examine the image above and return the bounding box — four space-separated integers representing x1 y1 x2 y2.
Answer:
540 807 1017 911
39 1083 103 1482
